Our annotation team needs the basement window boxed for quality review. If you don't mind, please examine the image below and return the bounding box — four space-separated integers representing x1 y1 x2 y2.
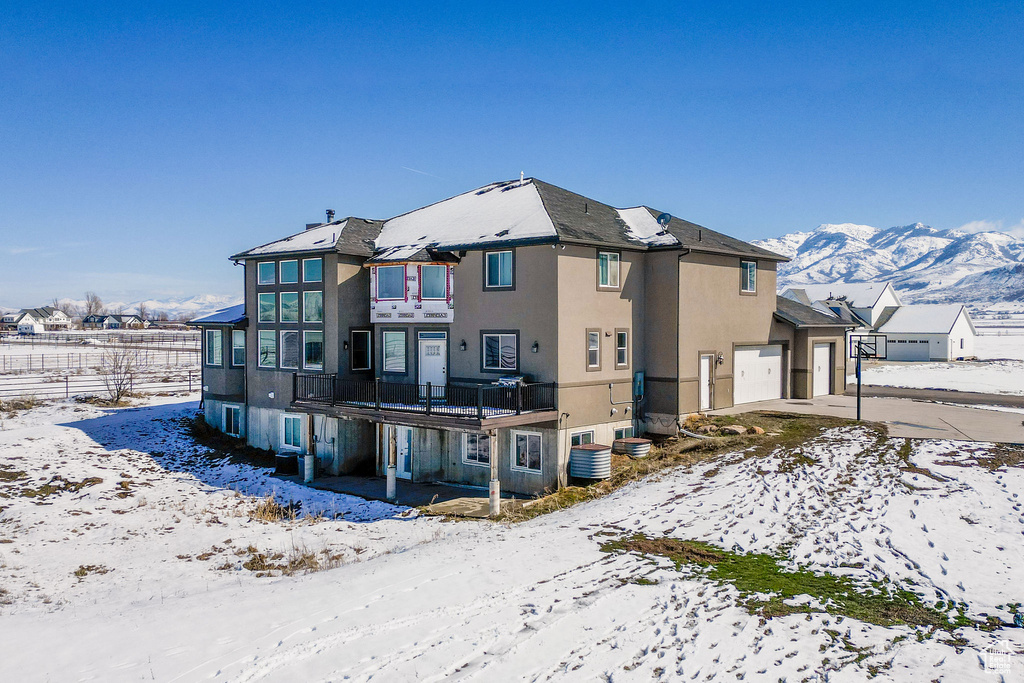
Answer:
511 431 542 473
463 433 491 466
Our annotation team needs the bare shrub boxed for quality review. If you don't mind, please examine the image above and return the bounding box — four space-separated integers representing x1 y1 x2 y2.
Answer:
249 494 299 522
99 346 139 403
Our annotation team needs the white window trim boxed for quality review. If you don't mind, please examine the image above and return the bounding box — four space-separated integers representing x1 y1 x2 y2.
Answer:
570 430 594 447
223 404 242 437
281 414 304 451
598 251 620 288
279 259 299 285
302 257 323 283
351 329 372 371
303 290 324 323
615 330 628 368
279 330 300 370
462 432 491 467
231 330 245 367
376 265 407 301
740 260 757 293
587 330 601 369
205 329 222 367
279 292 299 323
510 430 543 474
257 293 276 323
382 330 407 373
482 333 517 371
257 261 276 286
420 264 448 300
258 330 276 368
615 426 634 440
485 250 513 288
303 330 324 371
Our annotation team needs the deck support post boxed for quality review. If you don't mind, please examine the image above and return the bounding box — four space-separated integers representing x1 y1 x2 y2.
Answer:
488 430 500 517
386 424 398 502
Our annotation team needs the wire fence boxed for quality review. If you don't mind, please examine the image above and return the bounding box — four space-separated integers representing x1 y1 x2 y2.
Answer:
0 349 200 374
0 331 200 350
0 370 199 400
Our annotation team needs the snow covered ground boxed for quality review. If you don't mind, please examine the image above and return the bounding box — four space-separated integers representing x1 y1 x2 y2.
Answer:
1 397 1023 680
853 329 1024 395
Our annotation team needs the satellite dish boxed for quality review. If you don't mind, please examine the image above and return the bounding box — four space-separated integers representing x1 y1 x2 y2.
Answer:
657 213 672 227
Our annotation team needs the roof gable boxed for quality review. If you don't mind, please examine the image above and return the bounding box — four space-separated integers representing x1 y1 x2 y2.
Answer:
877 304 972 335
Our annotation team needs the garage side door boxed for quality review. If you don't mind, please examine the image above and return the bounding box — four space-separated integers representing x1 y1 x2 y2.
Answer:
734 345 783 405
812 343 831 397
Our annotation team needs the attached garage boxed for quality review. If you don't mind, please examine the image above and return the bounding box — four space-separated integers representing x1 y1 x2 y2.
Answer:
733 345 783 404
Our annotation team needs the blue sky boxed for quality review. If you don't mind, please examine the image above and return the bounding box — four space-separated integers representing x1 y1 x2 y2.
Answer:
1 1 1022 308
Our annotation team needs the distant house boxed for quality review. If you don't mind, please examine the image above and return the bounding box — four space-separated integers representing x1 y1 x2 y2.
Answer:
2 306 72 332
81 314 146 330
17 312 44 335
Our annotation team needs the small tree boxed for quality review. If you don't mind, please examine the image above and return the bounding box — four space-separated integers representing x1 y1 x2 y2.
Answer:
100 346 138 403
52 297 77 317
84 291 105 317
136 302 149 322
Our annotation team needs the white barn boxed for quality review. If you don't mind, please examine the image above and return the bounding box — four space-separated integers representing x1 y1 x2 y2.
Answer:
876 305 976 361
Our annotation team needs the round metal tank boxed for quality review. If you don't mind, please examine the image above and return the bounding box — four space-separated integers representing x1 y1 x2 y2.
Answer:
612 437 653 458
570 443 612 479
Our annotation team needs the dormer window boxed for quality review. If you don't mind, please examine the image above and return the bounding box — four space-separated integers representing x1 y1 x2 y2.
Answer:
421 265 447 299
376 265 406 300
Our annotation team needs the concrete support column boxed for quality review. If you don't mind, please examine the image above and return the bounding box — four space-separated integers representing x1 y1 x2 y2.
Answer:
488 430 500 517
386 425 397 503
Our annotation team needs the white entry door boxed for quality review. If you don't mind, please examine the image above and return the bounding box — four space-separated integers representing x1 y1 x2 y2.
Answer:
418 332 447 389
395 426 412 480
812 343 831 397
699 354 714 411
733 345 783 405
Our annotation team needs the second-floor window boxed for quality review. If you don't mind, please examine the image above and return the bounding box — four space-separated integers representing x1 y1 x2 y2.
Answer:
280 293 299 323
258 293 275 323
257 262 275 285
420 265 447 299
383 330 406 373
304 331 323 371
303 291 323 323
205 329 222 366
740 260 757 293
482 332 517 371
351 329 372 371
586 329 601 370
280 331 299 369
598 251 620 288
615 329 629 369
377 265 406 300
485 250 513 289
258 331 276 368
231 330 245 366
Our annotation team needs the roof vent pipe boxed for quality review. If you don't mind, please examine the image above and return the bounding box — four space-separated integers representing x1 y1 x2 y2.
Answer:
326 209 335 223
520 171 524 185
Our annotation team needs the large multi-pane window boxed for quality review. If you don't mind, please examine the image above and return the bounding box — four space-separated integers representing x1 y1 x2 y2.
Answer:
420 265 447 299
303 291 323 323
482 333 517 371
231 330 245 366
383 330 406 373
304 331 324 370
463 433 490 466
280 331 299 369
376 265 406 300
282 415 302 450
740 260 757 293
485 250 513 288
257 262 275 285
511 431 542 472
351 329 372 371
258 331 277 367
280 292 299 322
598 251 620 288
258 293 276 323
280 260 299 284
302 257 322 283
205 329 222 366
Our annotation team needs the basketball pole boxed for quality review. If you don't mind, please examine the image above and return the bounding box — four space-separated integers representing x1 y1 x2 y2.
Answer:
856 341 862 421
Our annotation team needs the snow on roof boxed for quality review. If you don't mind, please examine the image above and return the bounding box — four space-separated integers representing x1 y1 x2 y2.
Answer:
616 207 680 247
375 180 557 251
191 304 246 325
788 282 896 309
877 304 969 335
239 221 347 257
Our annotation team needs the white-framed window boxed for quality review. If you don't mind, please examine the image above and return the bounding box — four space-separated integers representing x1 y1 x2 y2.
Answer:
376 265 406 300
282 414 303 451
351 329 372 371
258 330 277 368
205 329 222 366
382 330 406 373
463 432 491 466
257 262 275 285
304 331 324 370
280 330 299 369
231 330 245 366
420 264 447 299
258 293 276 323
280 260 299 285
740 260 756 293
598 251 620 288
511 430 542 473
482 333 517 371
303 257 323 283
223 404 241 437
615 330 628 368
303 291 323 323
485 250 513 288
280 292 299 323
614 426 634 440
586 330 601 369
570 431 594 447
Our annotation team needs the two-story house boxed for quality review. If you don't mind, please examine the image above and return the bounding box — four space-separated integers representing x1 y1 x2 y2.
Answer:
198 178 849 498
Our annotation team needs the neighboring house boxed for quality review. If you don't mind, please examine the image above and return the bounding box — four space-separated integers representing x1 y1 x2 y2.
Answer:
1 311 27 331
81 314 146 329
876 304 976 361
783 282 902 329
17 312 44 334
2 306 72 331
203 178 849 497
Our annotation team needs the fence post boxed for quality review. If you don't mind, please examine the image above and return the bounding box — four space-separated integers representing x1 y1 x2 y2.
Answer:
188 371 192 393
425 382 432 415
477 385 484 420
65 375 69 399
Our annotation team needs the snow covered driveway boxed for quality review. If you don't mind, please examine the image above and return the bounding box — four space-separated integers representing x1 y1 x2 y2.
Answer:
1 399 1023 681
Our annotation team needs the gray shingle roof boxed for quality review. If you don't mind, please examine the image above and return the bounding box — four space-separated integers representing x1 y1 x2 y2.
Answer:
774 296 857 329
231 217 384 260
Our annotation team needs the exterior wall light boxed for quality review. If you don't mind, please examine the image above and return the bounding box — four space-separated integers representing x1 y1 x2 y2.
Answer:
532 341 539 353
343 340 349 350
460 339 467 351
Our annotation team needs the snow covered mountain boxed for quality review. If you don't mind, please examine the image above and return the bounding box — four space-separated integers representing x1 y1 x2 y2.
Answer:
54 294 242 320
755 223 1024 304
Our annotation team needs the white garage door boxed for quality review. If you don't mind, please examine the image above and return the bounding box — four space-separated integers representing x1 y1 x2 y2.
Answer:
734 345 783 405
886 338 930 361
812 343 831 397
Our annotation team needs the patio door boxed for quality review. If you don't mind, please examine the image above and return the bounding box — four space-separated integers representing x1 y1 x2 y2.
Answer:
395 426 412 480
418 332 447 399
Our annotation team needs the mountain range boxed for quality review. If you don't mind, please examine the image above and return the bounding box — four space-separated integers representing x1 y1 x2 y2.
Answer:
754 223 1024 306
50 294 242 320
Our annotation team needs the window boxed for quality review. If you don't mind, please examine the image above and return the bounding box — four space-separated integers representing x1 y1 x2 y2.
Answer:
740 260 757 293
485 250 513 288
280 331 299 369
615 426 634 440
223 405 241 437
382 330 406 373
463 433 490 466
570 431 594 447
258 293 276 323
420 265 447 299
280 292 299 323
303 258 322 283
258 330 277 367
257 262 275 285
511 431 542 472
351 329 372 371
960 338 964 349
205 329 222 366
231 330 245 366
482 332 517 371
376 265 406 300
598 251 620 288
282 415 302 450
304 331 324 370
280 260 299 284
615 329 629 368
586 329 601 370
303 291 323 323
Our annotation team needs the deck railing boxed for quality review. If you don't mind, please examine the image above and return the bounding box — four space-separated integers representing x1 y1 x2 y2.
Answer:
293 374 556 420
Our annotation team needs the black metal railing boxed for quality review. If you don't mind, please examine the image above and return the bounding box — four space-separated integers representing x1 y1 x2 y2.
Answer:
293 374 556 420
